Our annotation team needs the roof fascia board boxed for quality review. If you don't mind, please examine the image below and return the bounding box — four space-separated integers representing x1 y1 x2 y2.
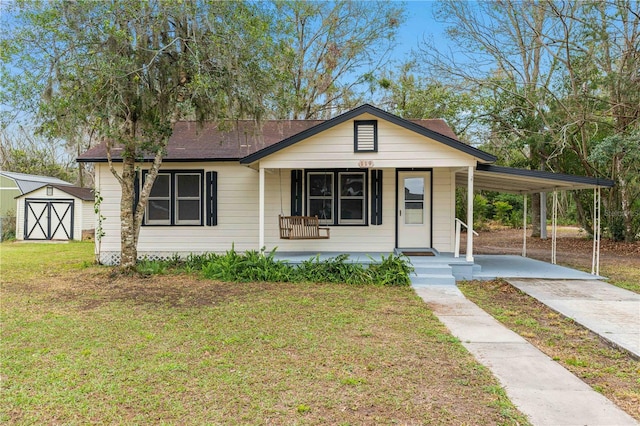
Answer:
77 157 241 163
477 164 615 188
240 104 497 164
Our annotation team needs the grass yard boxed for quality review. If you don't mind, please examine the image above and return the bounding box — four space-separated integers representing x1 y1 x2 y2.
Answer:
0 242 528 425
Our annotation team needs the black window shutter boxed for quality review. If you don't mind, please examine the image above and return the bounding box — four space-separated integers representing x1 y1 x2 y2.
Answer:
206 171 217 226
290 170 303 216
370 170 383 225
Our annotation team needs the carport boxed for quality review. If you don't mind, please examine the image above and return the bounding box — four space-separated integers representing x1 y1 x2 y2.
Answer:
455 164 615 276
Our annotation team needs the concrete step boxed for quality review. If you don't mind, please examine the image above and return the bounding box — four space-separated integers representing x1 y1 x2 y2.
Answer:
411 263 457 286
413 266 454 276
412 274 457 286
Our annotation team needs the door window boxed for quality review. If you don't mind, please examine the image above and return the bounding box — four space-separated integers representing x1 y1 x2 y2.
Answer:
404 177 424 225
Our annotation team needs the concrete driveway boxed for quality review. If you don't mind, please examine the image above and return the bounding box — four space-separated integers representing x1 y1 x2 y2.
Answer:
507 279 640 359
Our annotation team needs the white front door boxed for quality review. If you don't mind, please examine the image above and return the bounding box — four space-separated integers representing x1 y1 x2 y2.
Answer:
397 171 431 248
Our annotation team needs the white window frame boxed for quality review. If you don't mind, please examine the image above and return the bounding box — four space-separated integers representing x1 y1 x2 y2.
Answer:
338 171 366 225
145 172 172 225
307 172 334 224
143 170 204 226
175 173 202 225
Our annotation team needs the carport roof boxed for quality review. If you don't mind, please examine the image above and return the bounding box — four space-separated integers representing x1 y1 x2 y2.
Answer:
456 164 615 194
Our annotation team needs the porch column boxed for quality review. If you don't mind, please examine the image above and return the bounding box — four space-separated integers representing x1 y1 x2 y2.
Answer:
259 166 265 250
466 166 474 262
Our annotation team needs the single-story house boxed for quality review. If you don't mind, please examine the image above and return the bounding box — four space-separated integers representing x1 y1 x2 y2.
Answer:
15 184 95 241
77 104 613 266
0 171 73 238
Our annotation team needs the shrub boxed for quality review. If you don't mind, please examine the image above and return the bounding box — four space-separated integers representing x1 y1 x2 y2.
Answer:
367 253 414 286
493 200 513 225
175 249 413 286
1 210 16 241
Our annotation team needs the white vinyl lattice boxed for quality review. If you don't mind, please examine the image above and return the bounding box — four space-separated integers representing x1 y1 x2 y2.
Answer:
99 251 186 266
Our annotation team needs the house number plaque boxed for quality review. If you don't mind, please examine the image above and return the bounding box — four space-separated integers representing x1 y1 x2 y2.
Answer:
358 160 374 168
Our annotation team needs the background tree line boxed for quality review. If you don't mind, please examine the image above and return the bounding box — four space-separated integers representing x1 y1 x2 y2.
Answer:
1 0 637 265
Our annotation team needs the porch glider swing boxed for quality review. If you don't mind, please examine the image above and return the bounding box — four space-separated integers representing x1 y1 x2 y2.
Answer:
278 215 330 239
277 170 330 239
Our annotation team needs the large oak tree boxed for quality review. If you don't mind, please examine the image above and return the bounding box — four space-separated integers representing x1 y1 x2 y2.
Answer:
2 0 282 268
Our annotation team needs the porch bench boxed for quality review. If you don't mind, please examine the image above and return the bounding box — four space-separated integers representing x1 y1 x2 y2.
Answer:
278 215 330 239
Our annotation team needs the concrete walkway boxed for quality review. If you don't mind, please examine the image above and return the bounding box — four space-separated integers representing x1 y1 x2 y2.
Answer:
414 285 638 426
508 279 640 359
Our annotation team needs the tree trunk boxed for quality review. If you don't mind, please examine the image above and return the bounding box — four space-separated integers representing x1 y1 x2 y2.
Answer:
573 191 594 237
119 156 137 270
615 155 634 242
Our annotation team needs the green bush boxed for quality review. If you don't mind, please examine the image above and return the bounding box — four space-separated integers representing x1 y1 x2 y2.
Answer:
1 211 16 241
139 248 414 286
136 258 168 276
493 200 513 225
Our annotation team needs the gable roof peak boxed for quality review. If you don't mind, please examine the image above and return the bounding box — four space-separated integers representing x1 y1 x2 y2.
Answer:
240 104 496 164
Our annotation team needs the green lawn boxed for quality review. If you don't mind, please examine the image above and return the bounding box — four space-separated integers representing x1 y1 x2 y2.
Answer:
0 242 528 425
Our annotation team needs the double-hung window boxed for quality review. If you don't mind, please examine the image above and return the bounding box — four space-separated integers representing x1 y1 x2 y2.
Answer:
306 170 367 225
307 172 333 224
338 172 365 224
144 170 204 226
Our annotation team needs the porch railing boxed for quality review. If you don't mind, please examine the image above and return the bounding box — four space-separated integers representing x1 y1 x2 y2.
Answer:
454 218 479 258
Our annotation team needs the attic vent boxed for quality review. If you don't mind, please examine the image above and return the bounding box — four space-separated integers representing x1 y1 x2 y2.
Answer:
354 120 377 152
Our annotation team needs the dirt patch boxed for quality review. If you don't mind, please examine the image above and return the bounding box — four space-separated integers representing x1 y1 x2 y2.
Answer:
3 269 275 310
470 225 639 256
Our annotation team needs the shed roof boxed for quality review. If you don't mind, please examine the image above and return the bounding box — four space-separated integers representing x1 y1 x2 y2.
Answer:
0 171 72 194
17 184 94 201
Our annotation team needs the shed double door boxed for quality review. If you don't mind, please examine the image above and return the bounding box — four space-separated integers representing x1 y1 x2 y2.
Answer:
24 199 74 240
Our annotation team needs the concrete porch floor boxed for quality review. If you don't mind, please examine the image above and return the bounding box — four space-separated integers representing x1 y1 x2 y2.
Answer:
274 251 603 281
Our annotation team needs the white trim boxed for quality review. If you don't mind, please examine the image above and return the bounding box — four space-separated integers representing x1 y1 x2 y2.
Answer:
259 167 265 249
591 187 601 275
551 191 558 264
466 166 474 262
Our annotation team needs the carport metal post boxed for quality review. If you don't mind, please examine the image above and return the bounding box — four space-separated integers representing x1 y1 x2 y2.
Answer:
522 194 527 257
591 187 601 276
551 190 558 264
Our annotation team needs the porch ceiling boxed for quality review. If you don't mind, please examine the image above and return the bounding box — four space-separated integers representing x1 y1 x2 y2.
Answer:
456 164 615 194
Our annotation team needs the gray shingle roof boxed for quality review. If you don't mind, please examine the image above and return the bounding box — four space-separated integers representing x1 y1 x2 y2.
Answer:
77 105 479 163
0 171 72 194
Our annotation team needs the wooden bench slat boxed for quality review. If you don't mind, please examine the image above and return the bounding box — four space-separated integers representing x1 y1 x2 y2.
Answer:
279 215 330 239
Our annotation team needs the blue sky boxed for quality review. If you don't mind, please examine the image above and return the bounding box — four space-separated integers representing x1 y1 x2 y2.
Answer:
393 1 449 61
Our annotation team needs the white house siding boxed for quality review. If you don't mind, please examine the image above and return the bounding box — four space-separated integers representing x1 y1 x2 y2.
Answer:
96 162 261 263
432 168 455 252
96 163 399 263
16 186 87 241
